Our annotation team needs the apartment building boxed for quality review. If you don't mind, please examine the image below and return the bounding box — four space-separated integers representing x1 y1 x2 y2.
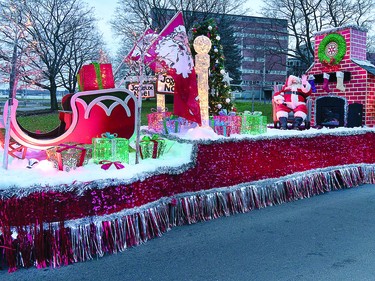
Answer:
152 9 288 100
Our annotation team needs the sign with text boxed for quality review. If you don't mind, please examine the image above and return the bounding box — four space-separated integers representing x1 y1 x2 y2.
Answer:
157 74 175 94
127 83 155 98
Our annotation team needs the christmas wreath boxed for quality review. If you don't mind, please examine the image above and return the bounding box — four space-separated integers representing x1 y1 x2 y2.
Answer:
318 33 347 65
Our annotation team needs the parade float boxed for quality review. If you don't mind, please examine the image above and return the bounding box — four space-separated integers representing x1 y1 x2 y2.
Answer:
0 14 375 272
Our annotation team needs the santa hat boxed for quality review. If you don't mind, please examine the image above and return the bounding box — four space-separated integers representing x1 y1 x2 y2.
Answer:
286 75 300 86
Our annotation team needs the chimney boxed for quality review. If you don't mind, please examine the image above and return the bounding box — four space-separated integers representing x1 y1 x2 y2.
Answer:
314 25 367 63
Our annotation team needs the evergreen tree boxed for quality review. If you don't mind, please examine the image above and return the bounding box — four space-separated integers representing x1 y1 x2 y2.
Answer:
218 19 242 86
192 18 236 116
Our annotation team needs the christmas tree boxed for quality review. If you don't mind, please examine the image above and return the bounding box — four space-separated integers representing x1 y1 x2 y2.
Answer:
192 18 235 116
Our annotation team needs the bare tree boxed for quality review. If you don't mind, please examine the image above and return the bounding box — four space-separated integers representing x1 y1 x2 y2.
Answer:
0 0 37 169
0 0 39 87
112 0 248 35
58 15 105 93
13 0 103 110
111 0 249 72
262 0 375 69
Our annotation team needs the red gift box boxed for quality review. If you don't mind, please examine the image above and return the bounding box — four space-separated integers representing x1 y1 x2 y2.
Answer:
77 63 115 91
147 110 172 132
46 143 91 171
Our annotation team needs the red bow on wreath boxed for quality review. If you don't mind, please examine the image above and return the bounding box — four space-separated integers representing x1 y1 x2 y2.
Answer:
322 58 340 72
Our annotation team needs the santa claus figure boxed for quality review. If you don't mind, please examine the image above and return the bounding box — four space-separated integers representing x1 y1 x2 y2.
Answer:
273 75 312 129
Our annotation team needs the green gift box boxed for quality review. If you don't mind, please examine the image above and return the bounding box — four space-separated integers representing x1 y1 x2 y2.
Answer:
139 134 166 159
241 111 267 135
92 132 129 164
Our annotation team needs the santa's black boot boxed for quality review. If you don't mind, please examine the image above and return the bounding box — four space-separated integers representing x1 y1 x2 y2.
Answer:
279 117 288 130
293 117 303 129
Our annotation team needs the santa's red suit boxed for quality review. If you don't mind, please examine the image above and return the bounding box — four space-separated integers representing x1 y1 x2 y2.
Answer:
273 75 312 120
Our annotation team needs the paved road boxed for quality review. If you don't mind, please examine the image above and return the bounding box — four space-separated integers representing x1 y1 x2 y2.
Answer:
2 184 375 281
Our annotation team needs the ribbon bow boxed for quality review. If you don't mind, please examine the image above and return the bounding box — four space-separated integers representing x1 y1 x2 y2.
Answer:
219 109 236 116
99 160 125 170
56 143 86 153
165 115 180 121
141 134 160 142
214 120 226 126
243 111 262 116
101 132 118 139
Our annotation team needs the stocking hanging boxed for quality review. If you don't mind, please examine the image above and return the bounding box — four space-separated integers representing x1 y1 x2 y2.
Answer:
336 71 345 92
308 75 317 93
322 73 330 92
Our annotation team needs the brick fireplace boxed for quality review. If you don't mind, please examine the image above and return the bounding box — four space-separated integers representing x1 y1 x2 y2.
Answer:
307 26 375 127
315 96 346 127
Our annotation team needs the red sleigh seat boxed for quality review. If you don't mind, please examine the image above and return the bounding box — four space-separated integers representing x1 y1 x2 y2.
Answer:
2 88 138 150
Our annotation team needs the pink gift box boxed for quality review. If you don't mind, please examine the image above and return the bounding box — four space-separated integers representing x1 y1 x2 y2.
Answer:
213 115 242 134
214 124 232 137
147 111 172 132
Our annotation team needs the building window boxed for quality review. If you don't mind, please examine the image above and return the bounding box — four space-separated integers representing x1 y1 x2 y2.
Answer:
242 69 255 74
268 70 287 75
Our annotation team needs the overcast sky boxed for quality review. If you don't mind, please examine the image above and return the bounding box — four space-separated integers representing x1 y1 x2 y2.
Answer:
90 0 264 56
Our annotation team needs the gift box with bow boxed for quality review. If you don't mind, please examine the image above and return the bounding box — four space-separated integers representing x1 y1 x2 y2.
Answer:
212 110 241 136
92 132 129 164
240 111 267 135
139 134 166 159
213 109 242 135
77 62 115 92
213 120 231 137
162 115 182 134
147 107 172 133
46 142 92 171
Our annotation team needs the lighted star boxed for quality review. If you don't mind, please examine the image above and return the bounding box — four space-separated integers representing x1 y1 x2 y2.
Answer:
222 72 233 85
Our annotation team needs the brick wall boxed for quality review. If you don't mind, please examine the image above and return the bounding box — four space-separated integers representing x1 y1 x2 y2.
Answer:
351 29 367 60
307 26 375 127
367 74 375 125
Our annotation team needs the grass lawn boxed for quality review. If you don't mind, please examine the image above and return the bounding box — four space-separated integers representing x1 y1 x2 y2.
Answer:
16 99 272 132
